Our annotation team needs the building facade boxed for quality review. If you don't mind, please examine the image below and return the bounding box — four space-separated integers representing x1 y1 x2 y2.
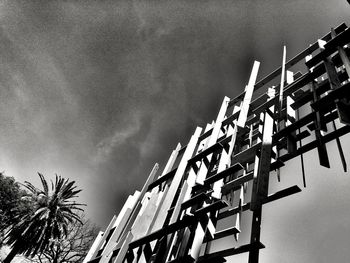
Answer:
84 23 350 263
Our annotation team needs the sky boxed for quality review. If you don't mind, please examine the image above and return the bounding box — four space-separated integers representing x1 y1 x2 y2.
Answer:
0 0 349 262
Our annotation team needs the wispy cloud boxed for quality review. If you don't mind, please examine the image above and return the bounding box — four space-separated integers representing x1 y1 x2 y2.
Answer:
95 115 141 164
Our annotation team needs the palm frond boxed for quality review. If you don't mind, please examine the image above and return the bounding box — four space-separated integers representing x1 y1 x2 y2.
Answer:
38 173 49 196
4 173 86 257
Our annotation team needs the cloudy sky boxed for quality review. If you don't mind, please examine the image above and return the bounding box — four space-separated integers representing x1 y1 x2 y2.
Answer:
0 0 349 262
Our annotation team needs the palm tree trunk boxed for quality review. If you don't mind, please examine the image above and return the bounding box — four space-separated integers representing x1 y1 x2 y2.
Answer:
3 245 20 263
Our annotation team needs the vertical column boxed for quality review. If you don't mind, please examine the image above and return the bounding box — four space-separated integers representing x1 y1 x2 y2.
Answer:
249 89 275 263
276 46 287 181
237 61 261 129
285 71 297 154
173 123 214 222
306 52 330 168
320 33 349 171
212 61 260 199
234 184 244 241
224 105 241 206
249 112 265 211
196 97 231 185
190 61 260 261
145 128 202 263
277 46 287 132
163 124 214 262
321 41 349 124
188 98 230 261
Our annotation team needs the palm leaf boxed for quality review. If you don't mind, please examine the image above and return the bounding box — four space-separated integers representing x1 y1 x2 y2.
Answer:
38 173 49 196
4 173 85 258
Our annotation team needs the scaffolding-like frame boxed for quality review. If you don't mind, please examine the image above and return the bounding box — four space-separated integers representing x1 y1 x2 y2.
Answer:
84 23 350 263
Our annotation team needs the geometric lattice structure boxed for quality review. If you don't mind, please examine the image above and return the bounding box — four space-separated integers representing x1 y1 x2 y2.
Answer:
84 23 350 263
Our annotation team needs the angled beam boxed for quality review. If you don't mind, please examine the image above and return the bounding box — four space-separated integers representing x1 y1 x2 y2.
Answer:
331 28 350 78
83 231 104 263
102 165 159 262
305 28 350 68
203 225 240 243
112 232 134 263
116 164 159 242
253 23 347 91
149 127 202 233
198 242 265 262
195 97 231 184
147 168 177 191
279 124 350 164
218 185 302 220
237 61 261 129
99 192 140 263
204 163 243 185
90 215 117 259
189 97 232 260
221 171 254 195
130 216 197 249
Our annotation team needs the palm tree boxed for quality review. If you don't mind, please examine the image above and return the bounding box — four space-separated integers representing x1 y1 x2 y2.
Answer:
3 173 85 263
